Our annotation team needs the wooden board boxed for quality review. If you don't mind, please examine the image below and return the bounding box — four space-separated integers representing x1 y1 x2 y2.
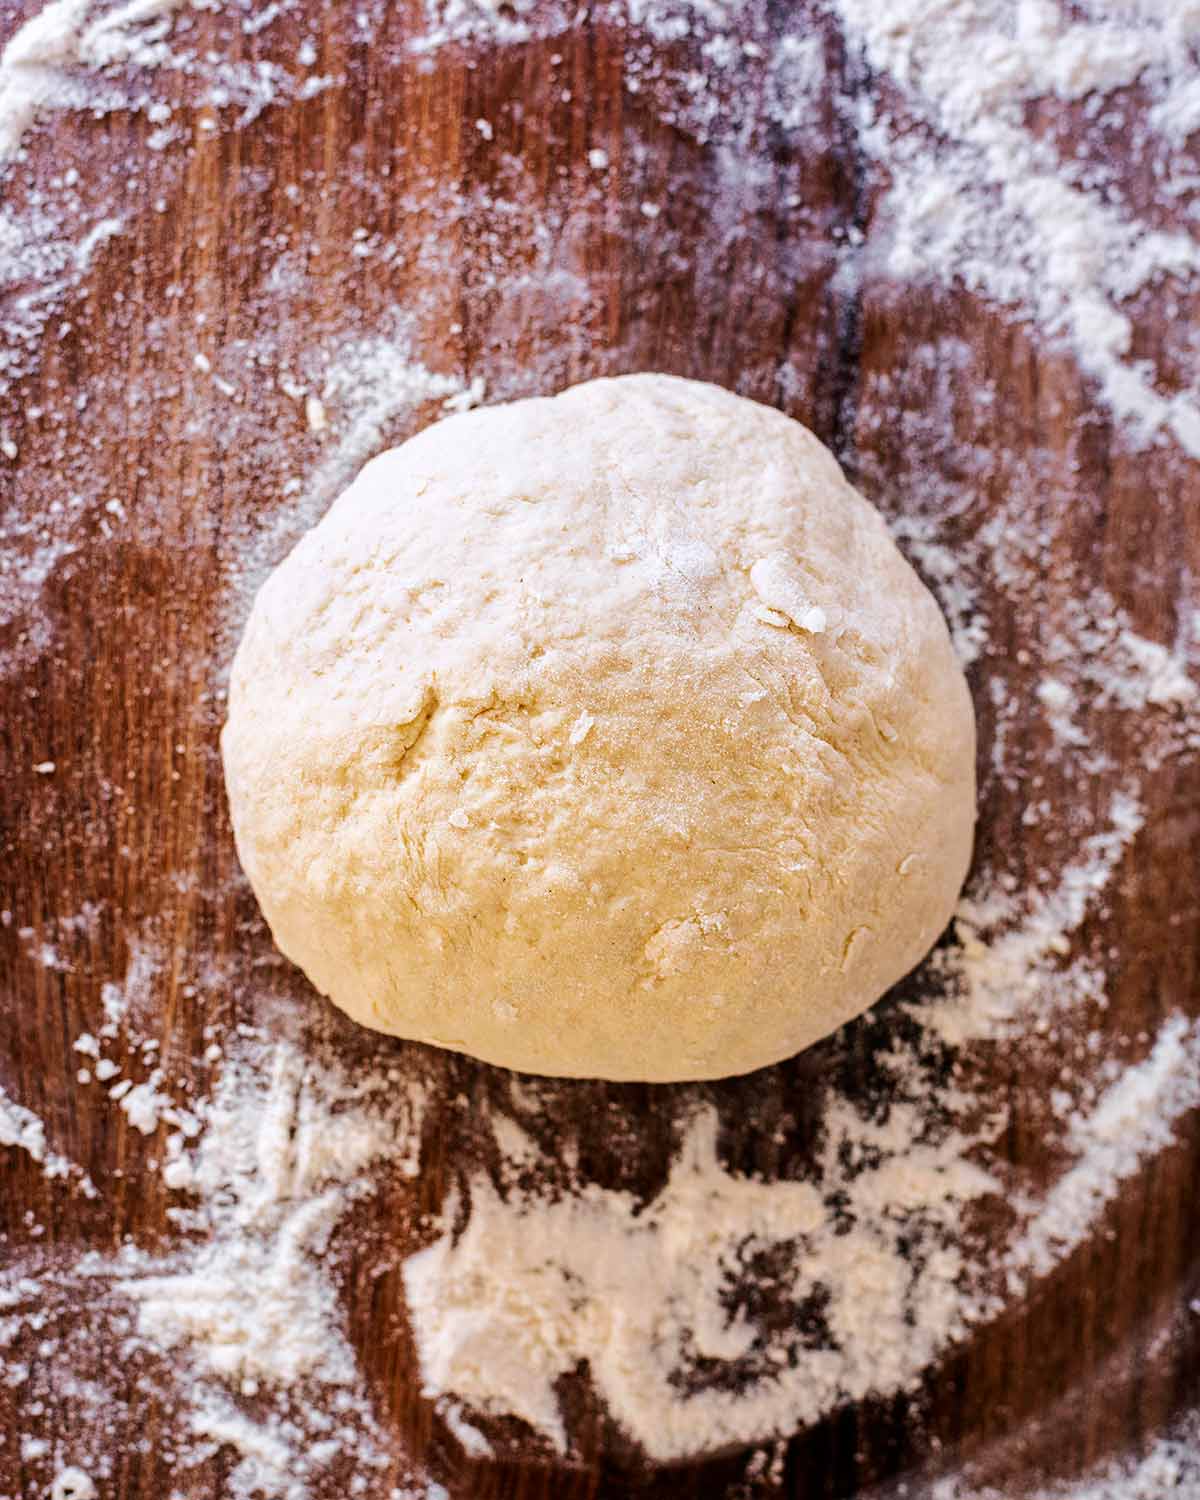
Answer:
2 1 1198 1496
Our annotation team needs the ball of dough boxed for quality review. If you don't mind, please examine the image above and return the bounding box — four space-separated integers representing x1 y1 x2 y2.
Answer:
222 374 975 1081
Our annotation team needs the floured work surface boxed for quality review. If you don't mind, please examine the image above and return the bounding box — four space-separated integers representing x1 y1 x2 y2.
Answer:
1 2 1198 1497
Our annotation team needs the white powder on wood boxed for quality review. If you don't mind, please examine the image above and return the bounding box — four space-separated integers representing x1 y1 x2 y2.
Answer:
118 1037 429 1496
936 1411 1200 1499
1 0 1198 1487
1007 1015 1200 1282
0 1081 95 1194
406 1108 829 1458
50 1468 97 1500
833 0 1200 457
926 789 1144 1045
0 1084 53 1166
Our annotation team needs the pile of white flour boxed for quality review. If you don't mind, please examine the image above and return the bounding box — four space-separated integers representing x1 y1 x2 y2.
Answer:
1 0 1198 1495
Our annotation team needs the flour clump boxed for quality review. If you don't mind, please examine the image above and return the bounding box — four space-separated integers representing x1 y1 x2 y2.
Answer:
221 373 975 1080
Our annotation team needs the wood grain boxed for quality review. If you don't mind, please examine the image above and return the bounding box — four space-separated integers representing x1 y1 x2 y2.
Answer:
1 2 1197 1496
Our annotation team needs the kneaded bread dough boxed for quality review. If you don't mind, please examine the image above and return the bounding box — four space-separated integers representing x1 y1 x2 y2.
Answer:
222 374 975 1081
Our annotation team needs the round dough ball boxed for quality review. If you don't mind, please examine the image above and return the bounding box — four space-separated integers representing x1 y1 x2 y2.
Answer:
222 374 975 1081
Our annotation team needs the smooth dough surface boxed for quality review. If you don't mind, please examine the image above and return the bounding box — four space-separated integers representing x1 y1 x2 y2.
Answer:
222 374 975 1081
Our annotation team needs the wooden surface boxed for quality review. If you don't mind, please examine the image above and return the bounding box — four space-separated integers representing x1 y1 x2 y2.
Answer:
1 1 1198 1496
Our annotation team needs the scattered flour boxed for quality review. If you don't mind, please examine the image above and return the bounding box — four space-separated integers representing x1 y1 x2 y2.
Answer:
2 0 1198 1490
1110 627 1198 711
405 1099 998 1460
887 512 989 667
0 1084 57 1170
1007 1014 1200 1282
128 1042 424 1396
411 0 548 54
50 1467 98 1500
437 1401 494 1460
0 1080 95 1193
833 0 1200 457
926 789 1145 1045
936 1410 1200 1499
3 1031 433 1500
